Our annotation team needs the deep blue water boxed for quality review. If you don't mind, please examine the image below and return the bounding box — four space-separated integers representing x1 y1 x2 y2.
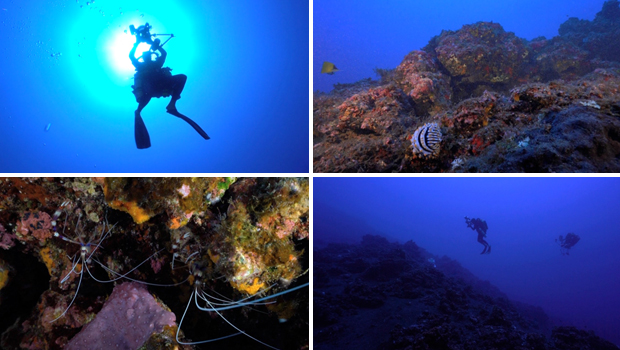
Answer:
314 0 607 93
0 0 308 172
315 177 620 346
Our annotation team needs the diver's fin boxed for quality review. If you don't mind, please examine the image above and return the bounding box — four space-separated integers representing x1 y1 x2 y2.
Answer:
135 111 151 149
487 245 491 254
167 109 210 140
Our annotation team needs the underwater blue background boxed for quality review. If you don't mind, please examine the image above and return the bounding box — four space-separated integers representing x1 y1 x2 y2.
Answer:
315 177 620 346
314 0 607 92
0 0 308 172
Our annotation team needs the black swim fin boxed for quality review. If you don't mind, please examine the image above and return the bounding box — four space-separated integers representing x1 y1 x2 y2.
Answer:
135 111 151 149
167 109 210 140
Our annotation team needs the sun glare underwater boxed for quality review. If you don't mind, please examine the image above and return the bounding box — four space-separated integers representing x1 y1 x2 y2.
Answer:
0 0 308 172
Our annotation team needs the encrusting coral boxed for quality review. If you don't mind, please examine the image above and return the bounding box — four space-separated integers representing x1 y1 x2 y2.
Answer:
314 1 620 173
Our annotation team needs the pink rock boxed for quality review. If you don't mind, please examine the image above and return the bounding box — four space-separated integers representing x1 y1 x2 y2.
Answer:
66 282 176 350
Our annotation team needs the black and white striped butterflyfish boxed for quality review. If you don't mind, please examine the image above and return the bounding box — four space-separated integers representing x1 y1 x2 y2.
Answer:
411 122 442 158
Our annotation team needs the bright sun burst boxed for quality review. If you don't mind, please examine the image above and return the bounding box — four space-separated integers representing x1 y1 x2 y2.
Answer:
68 1 194 106
106 30 151 78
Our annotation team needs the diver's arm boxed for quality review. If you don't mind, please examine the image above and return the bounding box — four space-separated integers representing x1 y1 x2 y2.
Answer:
129 42 140 67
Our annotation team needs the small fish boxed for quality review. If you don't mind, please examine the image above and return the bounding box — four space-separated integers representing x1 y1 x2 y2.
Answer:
45 123 51 132
321 61 339 75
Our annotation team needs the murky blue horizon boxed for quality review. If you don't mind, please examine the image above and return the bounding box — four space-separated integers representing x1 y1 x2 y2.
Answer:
315 177 620 345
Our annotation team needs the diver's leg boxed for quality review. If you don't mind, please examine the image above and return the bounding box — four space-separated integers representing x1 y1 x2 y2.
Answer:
166 74 187 112
478 234 487 254
166 109 210 140
480 238 490 254
136 97 150 114
135 97 152 149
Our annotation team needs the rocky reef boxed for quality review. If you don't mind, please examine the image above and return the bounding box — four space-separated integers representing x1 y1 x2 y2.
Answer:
314 0 620 172
0 177 308 350
314 235 618 350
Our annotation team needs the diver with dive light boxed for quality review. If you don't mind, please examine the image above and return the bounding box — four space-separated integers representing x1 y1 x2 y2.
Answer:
129 23 209 149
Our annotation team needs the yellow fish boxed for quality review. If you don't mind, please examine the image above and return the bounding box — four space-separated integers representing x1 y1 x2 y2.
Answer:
321 61 339 75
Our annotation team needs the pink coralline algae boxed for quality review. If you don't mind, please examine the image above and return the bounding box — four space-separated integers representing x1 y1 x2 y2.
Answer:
274 219 298 239
0 224 16 250
16 211 53 243
336 85 414 134
177 183 191 198
150 255 165 274
395 50 452 113
66 282 176 350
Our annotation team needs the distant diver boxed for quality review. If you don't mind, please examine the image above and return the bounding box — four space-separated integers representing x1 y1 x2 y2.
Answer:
129 23 210 149
464 216 491 254
555 233 580 255
321 61 339 75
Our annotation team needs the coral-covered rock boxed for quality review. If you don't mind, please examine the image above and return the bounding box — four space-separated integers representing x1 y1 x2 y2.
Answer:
552 326 619 350
491 105 620 172
510 82 569 112
395 50 452 114
441 90 498 133
361 258 410 282
104 177 234 228
484 305 512 327
16 211 53 244
559 0 620 62
531 38 592 80
209 178 308 294
314 82 419 172
344 282 386 308
336 85 414 135
314 235 616 350
425 22 528 97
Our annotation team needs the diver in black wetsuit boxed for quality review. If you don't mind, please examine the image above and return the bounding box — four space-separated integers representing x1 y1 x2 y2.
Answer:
465 217 491 254
130 42 187 115
129 23 209 149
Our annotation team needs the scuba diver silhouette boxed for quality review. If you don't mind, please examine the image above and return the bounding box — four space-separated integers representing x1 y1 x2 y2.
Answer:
464 216 491 254
555 233 580 255
129 23 210 149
